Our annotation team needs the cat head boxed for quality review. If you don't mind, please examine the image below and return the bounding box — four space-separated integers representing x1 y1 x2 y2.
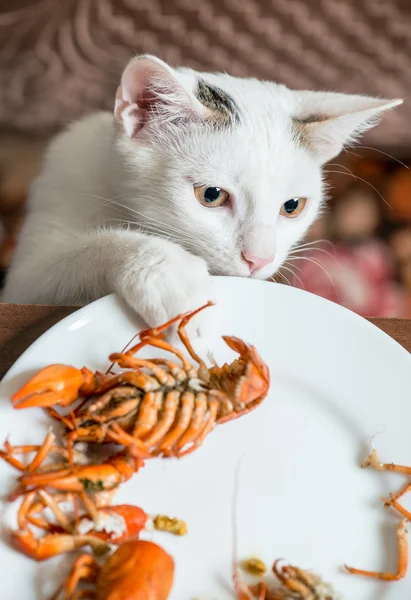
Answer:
114 55 401 279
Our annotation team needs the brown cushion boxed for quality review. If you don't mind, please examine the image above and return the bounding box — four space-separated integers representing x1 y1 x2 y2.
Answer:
0 0 409 151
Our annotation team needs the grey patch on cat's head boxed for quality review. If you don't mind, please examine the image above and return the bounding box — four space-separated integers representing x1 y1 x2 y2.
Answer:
294 113 330 125
292 114 330 148
196 79 240 127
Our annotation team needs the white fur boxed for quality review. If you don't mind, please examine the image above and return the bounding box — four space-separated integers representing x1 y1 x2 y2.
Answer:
3 55 401 333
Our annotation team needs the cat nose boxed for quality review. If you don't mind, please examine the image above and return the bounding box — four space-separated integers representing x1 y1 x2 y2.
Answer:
242 252 274 273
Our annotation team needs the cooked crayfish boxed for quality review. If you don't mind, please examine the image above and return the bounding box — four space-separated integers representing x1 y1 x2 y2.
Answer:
236 558 339 599
10 487 148 560
11 302 270 460
0 431 144 503
2 302 270 598
51 540 174 600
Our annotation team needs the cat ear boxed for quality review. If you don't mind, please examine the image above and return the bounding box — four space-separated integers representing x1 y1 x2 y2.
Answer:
292 91 402 163
114 55 206 136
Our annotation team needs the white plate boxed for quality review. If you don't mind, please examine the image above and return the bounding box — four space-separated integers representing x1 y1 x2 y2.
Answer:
0 277 410 600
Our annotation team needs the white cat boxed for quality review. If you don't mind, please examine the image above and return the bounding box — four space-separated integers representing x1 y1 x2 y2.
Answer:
3 55 401 334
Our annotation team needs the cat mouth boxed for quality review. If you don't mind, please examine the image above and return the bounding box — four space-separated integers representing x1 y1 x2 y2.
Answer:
249 269 273 281
242 260 276 280
210 261 274 280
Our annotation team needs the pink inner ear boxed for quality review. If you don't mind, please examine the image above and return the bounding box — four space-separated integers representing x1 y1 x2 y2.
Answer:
122 61 155 105
141 86 160 110
117 89 156 138
115 62 163 136
122 105 149 137
117 57 201 138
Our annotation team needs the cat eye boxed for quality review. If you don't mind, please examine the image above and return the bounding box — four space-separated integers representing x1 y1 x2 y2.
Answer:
280 197 308 218
194 185 230 208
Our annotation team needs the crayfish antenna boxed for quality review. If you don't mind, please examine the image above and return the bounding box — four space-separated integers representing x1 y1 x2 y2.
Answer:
231 456 256 599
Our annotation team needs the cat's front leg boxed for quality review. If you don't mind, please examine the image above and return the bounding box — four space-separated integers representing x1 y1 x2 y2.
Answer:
4 229 215 338
113 233 216 336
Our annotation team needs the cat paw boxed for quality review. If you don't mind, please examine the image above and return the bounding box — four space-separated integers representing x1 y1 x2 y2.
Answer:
115 238 216 339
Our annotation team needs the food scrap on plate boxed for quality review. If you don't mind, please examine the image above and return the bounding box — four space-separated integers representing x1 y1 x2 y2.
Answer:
0 302 270 599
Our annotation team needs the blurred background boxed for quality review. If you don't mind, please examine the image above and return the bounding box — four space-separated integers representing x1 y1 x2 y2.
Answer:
1 0 411 317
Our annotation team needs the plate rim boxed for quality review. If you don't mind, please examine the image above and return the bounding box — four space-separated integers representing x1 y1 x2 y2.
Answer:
2 276 410 384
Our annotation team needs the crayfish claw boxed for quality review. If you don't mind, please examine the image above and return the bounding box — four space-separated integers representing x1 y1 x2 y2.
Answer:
11 365 97 409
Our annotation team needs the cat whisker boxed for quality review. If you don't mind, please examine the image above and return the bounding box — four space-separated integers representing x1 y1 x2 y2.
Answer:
272 270 291 286
102 199 203 243
99 218 140 228
95 195 236 250
282 259 307 279
291 255 339 299
80 194 136 217
291 239 335 250
283 260 306 277
141 225 215 253
288 246 336 260
136 224 229 265
325 163 360 178
324 168 392 209
80 193 132 202
97 219 187 249
280 263 305 289
349 145 409 169
96 218 198 252
343 148 362 158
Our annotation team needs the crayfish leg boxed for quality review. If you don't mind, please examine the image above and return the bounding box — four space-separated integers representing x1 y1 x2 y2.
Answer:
27 431 56 472
107 423 152 459
0 433 57 474
50 553 99 599
18 489 71 532
143 390 179 448
158 391 195 453
11 528 109 561
362 449 411 475
45 407 75 430
383 494 411 520
127 336 195 373
175 396 218 457
135 303 212 346
0 448 27 472
17 491 38 530
345 519 409 581
387 482 411 504
177 301 213 378
172 392 207 454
